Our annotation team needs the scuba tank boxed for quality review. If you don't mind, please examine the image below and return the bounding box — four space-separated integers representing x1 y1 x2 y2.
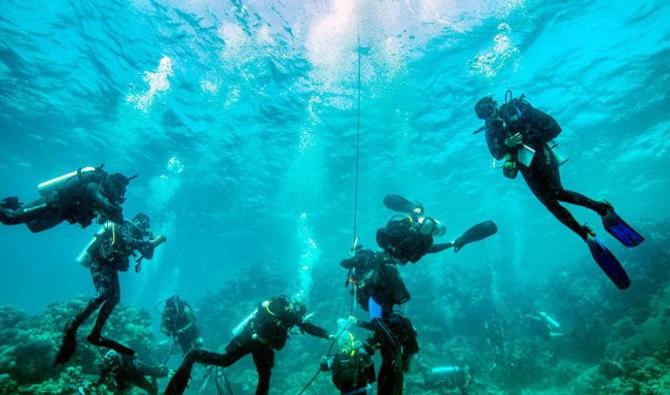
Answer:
231 309 257 336
423 365 470 388
539 311 561 329
75 222 112 267
38 166 98 196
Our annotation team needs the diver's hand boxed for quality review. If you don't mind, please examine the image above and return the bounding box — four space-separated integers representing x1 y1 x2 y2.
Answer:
320 356 329 371
504 133 523 148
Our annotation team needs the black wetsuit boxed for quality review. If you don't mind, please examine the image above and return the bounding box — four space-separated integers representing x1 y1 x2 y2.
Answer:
341 249 410 315
165 296 330 395
0 171 123 232
342 249 418 395
375 217 453 264
366 313 419 395
161 300 204 354
56 220 160 363
324 347 376 394
485 99 610 240
97 351 168 395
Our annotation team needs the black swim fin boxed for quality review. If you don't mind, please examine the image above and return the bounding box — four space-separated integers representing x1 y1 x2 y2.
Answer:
54 329 77 366
586 236 630 290
602 210 644 247
453 221 498 252
383 194 423 215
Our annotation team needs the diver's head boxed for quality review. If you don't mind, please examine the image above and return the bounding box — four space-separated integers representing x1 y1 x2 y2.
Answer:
287 295 307 318
101 350 123 370
338 331 361 356
132 213 151 232
412 202 425 218
165 295 182 313
475 96 497 120
101 173 134 205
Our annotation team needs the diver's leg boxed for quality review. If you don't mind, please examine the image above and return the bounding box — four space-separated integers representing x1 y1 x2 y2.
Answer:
539 197 591 240
555 190 611 216
522 154 590 241
537 148 611 216
54 260 110 365
166 334 257 395
251 346 274 395
377 356 395 395
0 197 61 231
87 269 134 355
130 370 158 395
177 333 190 355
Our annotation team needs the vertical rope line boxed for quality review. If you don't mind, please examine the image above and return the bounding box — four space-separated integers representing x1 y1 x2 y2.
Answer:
352 20 362 244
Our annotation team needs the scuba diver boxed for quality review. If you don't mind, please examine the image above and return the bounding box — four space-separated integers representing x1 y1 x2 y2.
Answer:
160 295 205 355
164 294 332 395
83 350 169 395
341 244 410 317
474 91 644 289
376 194 498 264
320 331 376 395
54 213 167 365
0 165 133 232
341 246 418 395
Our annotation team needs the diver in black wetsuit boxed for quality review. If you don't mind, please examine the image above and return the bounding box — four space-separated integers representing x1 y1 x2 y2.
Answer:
89 350 168 395
160 295 204 355
320 331 376 395
164 295 331 395
54 213 167 365
376 195 497 264
0 166 132 232
341 247 419 395
474 94 611 241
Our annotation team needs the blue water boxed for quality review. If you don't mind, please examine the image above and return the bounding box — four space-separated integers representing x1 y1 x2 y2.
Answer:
0 0 669 390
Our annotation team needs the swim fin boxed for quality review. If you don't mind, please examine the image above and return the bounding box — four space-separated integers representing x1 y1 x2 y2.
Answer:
602 210 644 247
586 236 630 290
54 329 77 366
453 221 498 252
383 194 422 214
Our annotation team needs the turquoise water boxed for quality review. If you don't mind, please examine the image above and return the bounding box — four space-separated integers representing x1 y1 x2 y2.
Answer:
1 0 669 393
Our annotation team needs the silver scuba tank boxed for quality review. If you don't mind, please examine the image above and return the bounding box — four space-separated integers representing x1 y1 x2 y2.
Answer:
75 221 111 267
232 308 258 336
38 167 97 196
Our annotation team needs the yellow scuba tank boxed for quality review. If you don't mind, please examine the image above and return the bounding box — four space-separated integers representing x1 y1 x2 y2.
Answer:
37 166 98 196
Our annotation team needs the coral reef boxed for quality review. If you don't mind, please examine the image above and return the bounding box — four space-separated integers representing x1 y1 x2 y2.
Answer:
0 298 161 394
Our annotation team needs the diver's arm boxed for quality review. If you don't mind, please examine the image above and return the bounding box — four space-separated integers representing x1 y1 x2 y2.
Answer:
485 118 510 160
87 183 123 224
427 242 454 253
176 307 196 333
355 320 376 331
298 322 331 339
132 234 167 260
160 315 172 336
